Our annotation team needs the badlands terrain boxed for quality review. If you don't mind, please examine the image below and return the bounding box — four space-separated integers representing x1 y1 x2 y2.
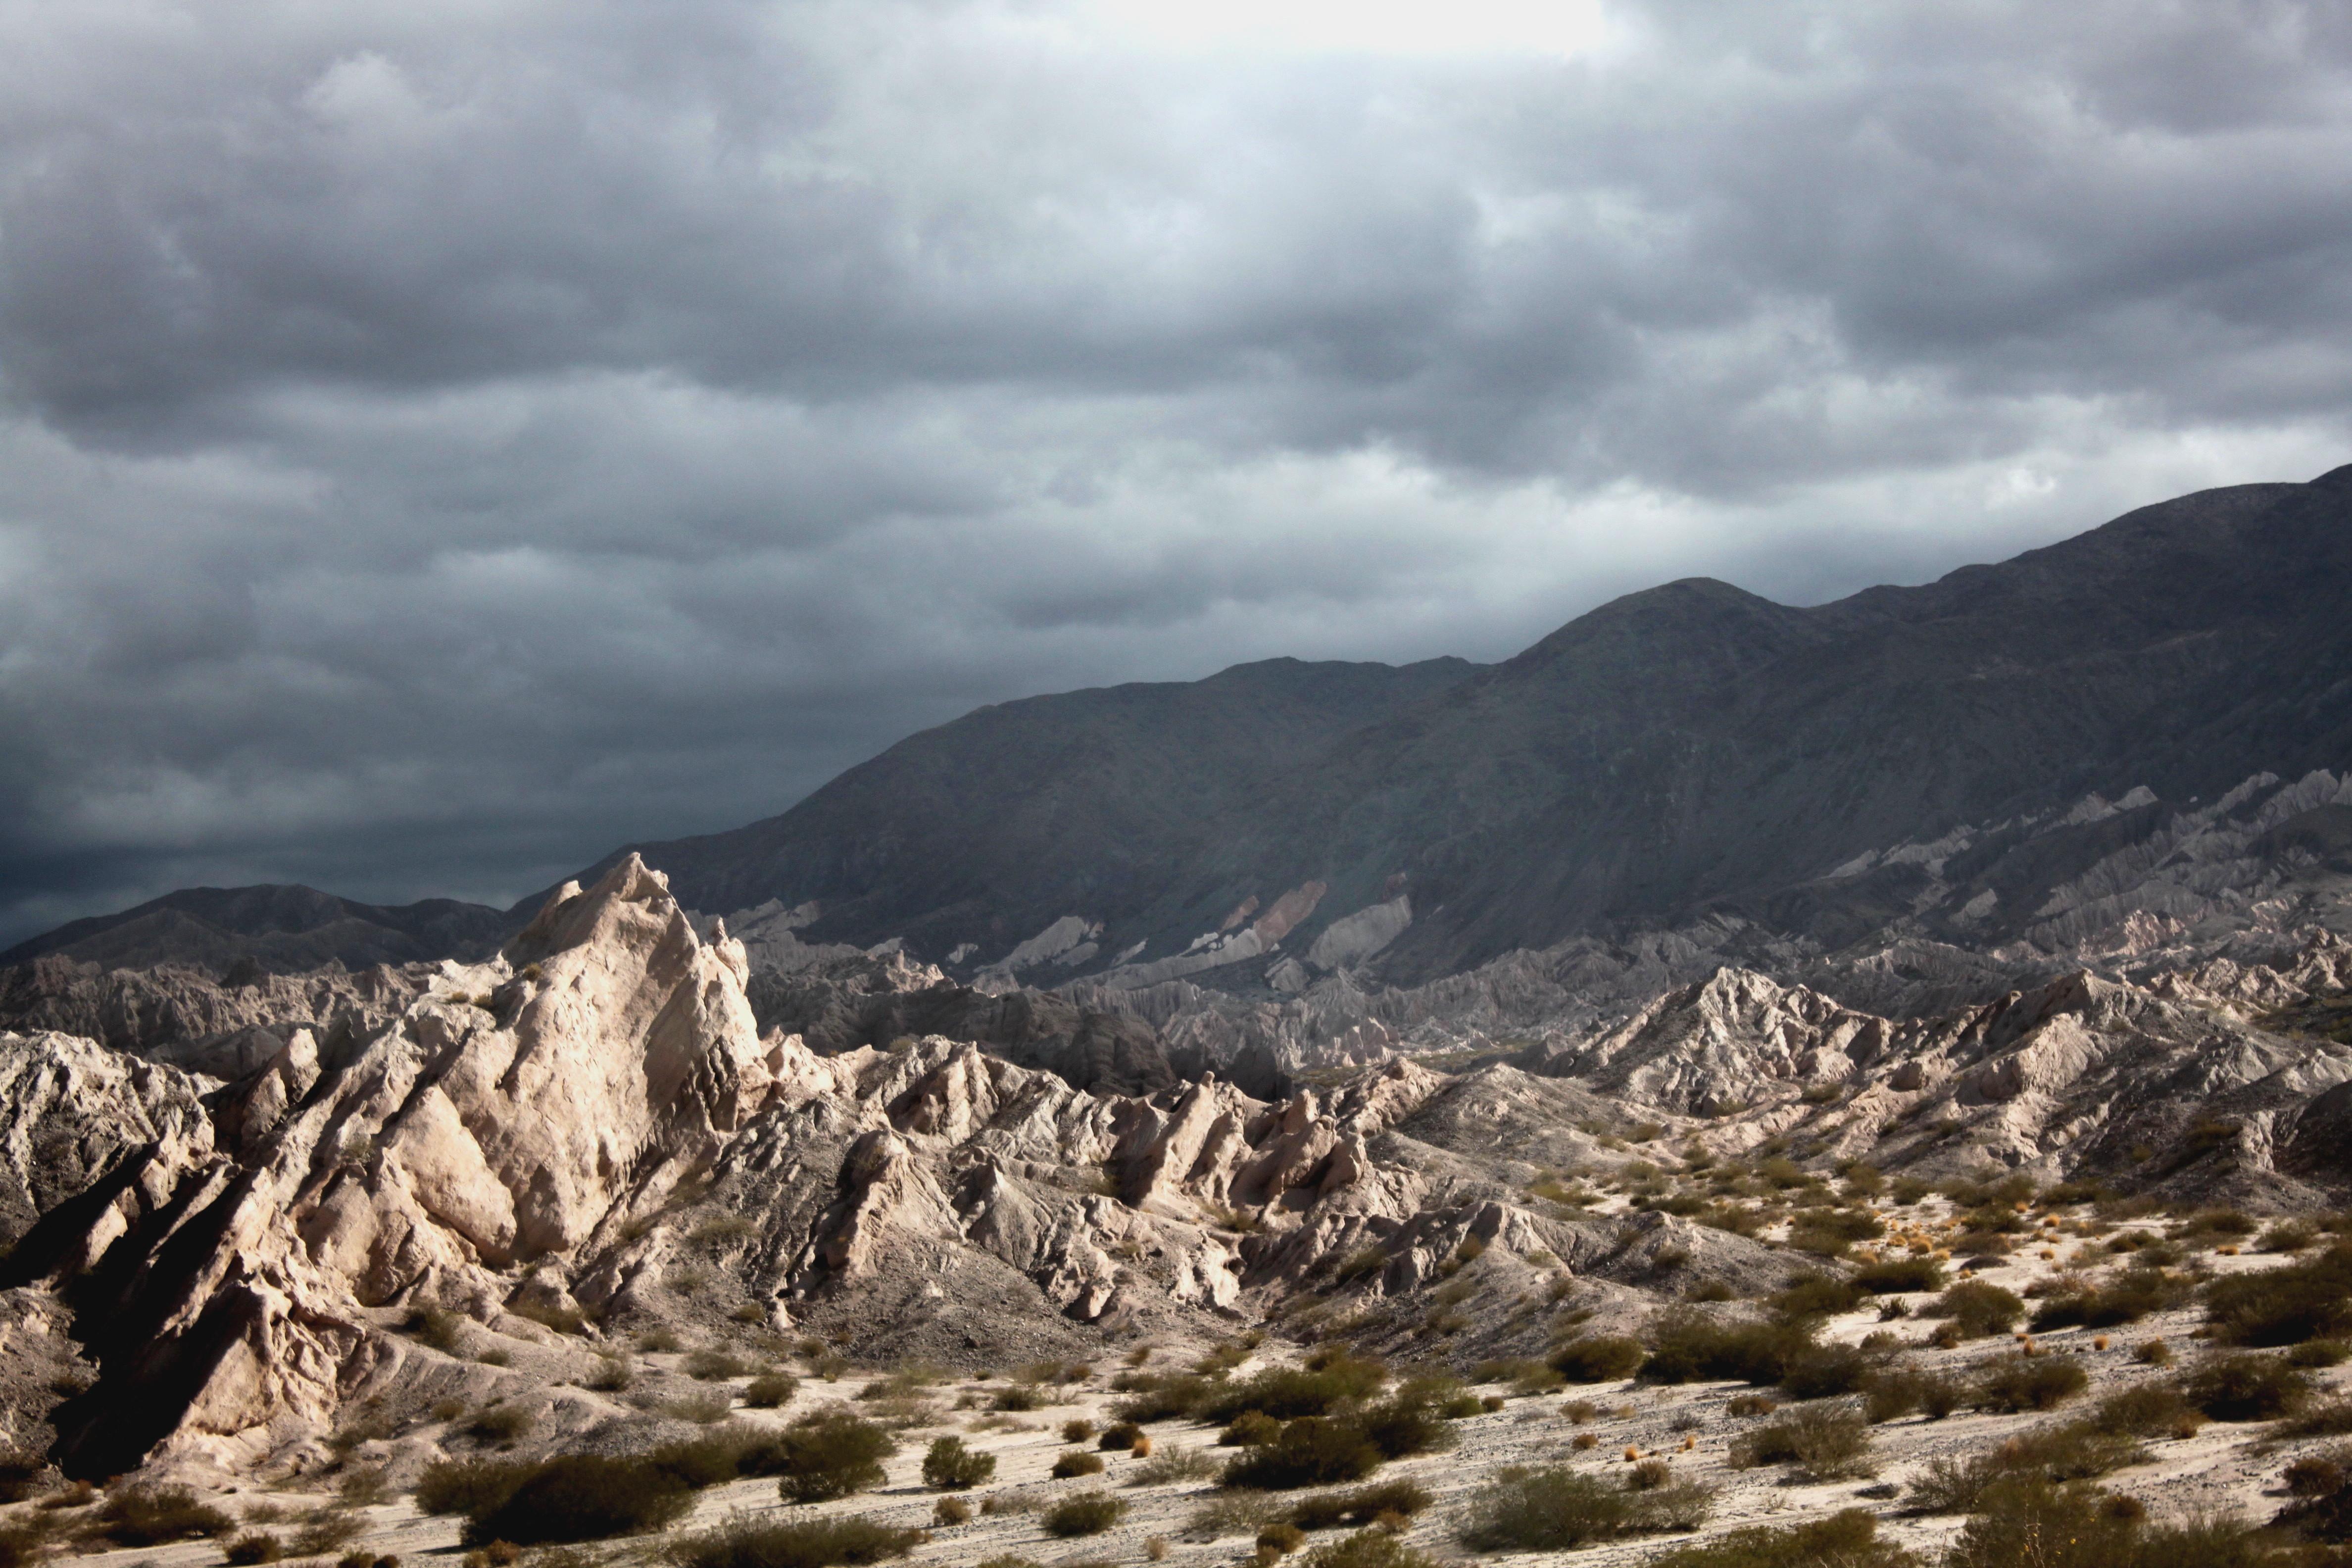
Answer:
1 846 2351 1567
3 472 2352 1565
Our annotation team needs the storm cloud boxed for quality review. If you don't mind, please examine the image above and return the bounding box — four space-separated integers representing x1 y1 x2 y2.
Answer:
3 0 2351 941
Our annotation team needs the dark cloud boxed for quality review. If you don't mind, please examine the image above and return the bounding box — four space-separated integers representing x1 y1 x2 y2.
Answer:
2 0 2350 944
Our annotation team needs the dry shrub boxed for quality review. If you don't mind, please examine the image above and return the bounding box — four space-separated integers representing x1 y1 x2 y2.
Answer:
664 1513 924 1568
1728 1403 1874 1480
1041 1492 1126 1537
1285 1479 1430 1531
95 1485 236 1546
1455 1465 1714 1551
1640 1508 1912 1568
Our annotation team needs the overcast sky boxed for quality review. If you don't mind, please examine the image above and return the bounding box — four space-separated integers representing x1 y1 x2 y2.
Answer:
2 0 2350 943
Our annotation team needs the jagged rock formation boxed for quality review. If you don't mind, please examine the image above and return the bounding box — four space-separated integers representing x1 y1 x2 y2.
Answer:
0 856 1764 1478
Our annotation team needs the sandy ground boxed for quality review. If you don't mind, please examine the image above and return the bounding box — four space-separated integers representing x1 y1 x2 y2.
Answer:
19 1214 2346 1568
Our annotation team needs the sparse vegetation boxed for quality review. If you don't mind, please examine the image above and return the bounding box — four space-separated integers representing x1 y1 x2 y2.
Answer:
1041 1492 1126 1536
921 1436 994 1489
1728 1402 1874 1479
1454 1465 1714 1551
666 1513 923 1568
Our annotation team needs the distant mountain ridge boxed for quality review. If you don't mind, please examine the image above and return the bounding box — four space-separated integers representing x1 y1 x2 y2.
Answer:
603 466 2352 984
14 465 2352 988
0 883 515 974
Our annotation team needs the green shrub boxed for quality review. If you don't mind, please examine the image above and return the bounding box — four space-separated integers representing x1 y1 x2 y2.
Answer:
1788 1209 1883 1258
743 1373 798 1408
2083 1382 2203 1439
1130 1444 1222 1485
1050 1451 1105 1479
1547 1335 1646 1382
1097 1421 1145 1451
1200 1357 1387 1422
462 1456 697 1545
1728 1403 1874 1480
1221 1411 1282 1447
771 1416 899 1502
1220 1417 1381 1490
1041 1492 1125 1537
2204 1243 2352 1346
1454 1465 1714 1551
1112 1375 1212 1423
1642 1311 1813 1384
1641 1509 1913 1568
2028 1267 2188 1331
224 1532 284 1565
1972 1355 2089 1413
665 1514 923 1568
1940 1477 2132 1568
1285 1479 1431 1531
96 1485 236 1546
1297 1531 1439 1568
1861 1367 1963 1423
1852 1257 1944 1294
1778 1343 1872 1400
684 1349 756 1382
1770 1274 1866 1319
2181 1352 2311 1421
921 1437 994 1489
1928 1280 2024 1338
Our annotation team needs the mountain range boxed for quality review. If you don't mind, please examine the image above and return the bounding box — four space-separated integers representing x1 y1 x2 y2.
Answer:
16 465 2352 1000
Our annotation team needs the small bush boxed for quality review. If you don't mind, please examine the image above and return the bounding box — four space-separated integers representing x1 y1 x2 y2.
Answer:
1928 1280 2024 1338
1131 1444 1221 1485
224 1532 284 1565
2204 1241 2352 1346
1455 1466 1714 1551
1862 1368 1963 1423
1041 1492 1126 1537
1222 1411 1283 1447
462 1456 697 1545
1641 1509 1912 1568
583 1355 633 1392
0 1451 45 1506
743 1372 798 1408
1051 1451 1105 1479
1972 1355 2088 1413
1771 1274 1867 1319
1061 1418 1097 1443
96 1485 237 1546
2028 1267 2188 1331
1112 1374 1212 1423
2085 1381 2203 1438
772 1416 899 1502
1547 1335 1646 1382
666 1513 924 1568
1642 1311 1814 1385
290 1513 368 1556
684 1348 756 1382
1220 1418 1381 1490
1286 1479 1431 1531
1729 1403 1874 1480
467 1405 536 1443
933 1496 971 1526
2182 1352 2311 1421
1778 1343 1872 1400
922 1437 994 1489
1297 1532 1438 1568
1852 1257 1944 1294
1200 1358 1387 1422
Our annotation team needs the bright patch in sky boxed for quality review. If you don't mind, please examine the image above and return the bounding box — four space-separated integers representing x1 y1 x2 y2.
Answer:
1078 0 1615 56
